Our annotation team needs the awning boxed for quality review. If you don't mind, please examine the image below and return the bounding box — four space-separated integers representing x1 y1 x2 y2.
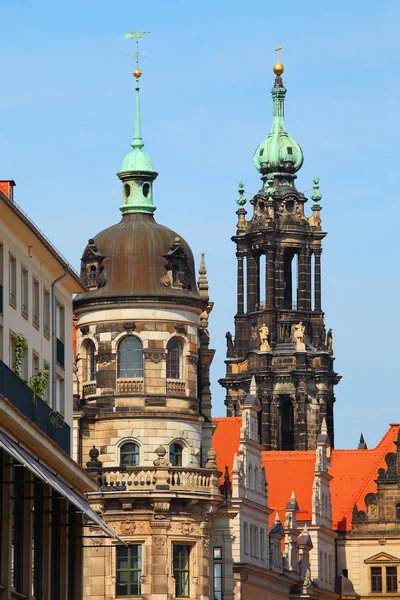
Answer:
0 430 126 545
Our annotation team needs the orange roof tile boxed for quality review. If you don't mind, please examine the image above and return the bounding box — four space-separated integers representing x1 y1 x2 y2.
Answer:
212 417 400 532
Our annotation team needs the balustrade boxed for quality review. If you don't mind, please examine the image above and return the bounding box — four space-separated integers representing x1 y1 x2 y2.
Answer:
96 466 217 493
117 378 144 394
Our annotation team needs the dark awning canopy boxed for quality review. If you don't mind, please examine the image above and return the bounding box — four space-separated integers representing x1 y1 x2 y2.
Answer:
0 430 126 545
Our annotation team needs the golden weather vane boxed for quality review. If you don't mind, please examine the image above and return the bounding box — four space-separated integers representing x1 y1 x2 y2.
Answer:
125 29 150 79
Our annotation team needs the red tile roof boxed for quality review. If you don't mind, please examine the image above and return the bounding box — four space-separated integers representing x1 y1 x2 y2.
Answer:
212 417 400 532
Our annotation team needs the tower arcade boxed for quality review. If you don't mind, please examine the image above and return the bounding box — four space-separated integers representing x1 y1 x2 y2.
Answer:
220 59 340 451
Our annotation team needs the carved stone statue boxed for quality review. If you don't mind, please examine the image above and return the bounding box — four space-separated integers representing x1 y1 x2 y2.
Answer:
292 322 306 351
318 324 326 349
327 328 333 353
225 331 235 358
258 325 271 352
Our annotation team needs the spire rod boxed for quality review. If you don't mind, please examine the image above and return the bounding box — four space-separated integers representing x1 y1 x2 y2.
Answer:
125 29 150 150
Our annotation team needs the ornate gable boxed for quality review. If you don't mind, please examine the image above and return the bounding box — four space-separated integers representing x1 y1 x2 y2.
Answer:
365 552 400 564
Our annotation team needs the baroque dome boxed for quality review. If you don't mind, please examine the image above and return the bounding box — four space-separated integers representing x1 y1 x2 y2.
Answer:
74 213 203 307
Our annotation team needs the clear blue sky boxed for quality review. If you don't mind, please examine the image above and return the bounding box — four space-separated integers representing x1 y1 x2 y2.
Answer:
1 0 399 449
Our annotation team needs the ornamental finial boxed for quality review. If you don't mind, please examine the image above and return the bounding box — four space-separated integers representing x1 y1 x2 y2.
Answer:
125 29 150 81
273 43 284 76
311 177 322 203
236 181 246 206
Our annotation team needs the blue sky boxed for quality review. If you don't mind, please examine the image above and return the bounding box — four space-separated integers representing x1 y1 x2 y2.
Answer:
1 0 399 449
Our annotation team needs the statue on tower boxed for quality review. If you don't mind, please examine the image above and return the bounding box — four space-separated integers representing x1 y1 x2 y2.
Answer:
292 322 306 351
259 325 271 352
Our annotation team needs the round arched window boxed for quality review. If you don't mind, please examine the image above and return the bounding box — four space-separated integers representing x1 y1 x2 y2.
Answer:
85 340 96 382
120 442 140 467
118 336 143 378
166 338 182 379
169 443 183 467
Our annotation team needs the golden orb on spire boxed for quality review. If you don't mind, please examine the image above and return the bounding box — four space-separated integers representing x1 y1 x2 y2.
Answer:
133 68 142 79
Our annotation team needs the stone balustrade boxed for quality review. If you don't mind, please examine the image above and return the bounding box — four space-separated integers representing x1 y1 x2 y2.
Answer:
82 382 96 397
166 379 186 396
117 378 145 394
95 466 219 494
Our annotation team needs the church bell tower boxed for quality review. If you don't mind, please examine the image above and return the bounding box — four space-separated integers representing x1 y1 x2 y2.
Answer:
220 52 340 451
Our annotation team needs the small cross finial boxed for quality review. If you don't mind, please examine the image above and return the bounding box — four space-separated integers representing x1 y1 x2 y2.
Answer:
275 43 282 62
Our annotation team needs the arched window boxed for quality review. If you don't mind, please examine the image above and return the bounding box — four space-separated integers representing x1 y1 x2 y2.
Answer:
85 340 96 382
169 443 183 467
395 503 400 521
118 336 143 378
120 442 140 467
281 397 294 450
166 338 182 379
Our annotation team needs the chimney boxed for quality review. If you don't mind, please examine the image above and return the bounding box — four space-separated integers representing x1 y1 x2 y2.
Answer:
0 180 16 201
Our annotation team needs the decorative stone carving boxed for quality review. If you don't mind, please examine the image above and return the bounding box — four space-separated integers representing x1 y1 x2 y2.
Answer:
205 449 218 470
152 501 170 520
327 328 333 353
86 446 102 469
153 446 170 467
123 321 136 332
292 322 306 350
144 349 167 363
117 378 144 394
166 380 186 395
258 324 271 352
153 536 166 550
187 353 198 365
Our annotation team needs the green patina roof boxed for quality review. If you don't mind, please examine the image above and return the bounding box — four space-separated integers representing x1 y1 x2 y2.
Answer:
254 75 304 175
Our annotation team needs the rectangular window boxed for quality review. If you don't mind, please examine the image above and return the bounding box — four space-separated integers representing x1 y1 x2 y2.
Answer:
9 333 15 371
56 302 65 368
33 278 39 327
386 566 398 593
56 376 64 413
213 548 223 600
33 352 39 375
371 567 382 593
173 545 190 598
21 267 28 316
9 254 16 306
43 288 50 337
260 529 265 560
244 522 249 555
116 545 142 597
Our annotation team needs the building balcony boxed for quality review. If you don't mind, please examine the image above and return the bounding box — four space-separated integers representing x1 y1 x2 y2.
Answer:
82 382 96 398
94 465 220 495
0 360 70 454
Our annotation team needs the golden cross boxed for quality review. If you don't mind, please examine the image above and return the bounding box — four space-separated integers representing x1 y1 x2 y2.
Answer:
275 43 282 62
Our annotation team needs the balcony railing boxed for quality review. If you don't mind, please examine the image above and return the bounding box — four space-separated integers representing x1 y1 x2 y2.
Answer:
0 360 70 454
82 382 96 397
95 466 218 494
166 379 186 396
116 378 144 394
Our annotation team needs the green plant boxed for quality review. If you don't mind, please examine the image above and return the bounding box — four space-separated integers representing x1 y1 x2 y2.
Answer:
13 334 28 378
28 369 49 404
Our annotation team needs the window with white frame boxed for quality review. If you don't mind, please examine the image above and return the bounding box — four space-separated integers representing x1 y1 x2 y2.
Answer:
33 278 39 327
43 288 50 337
213 547 223 600
9 254 16 306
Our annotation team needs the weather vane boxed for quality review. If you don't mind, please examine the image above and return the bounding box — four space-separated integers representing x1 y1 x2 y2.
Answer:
125 29 150 80
275 43 282 62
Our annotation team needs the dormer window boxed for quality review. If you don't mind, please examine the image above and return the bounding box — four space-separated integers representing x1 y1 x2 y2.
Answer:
80 239 106 290
161 238 192 290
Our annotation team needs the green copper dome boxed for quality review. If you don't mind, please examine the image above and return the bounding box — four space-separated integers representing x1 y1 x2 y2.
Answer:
254 75 304 176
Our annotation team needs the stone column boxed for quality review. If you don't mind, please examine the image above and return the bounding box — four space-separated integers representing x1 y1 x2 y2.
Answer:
236 253 245 314
22 473 34 598
298 249 307 311
275 248 284 308
314 249 322 311
296 387 307 451
270 399 279 450
266 246 275 308
247 253 258 312
261 394 271 449
305 250 312 310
